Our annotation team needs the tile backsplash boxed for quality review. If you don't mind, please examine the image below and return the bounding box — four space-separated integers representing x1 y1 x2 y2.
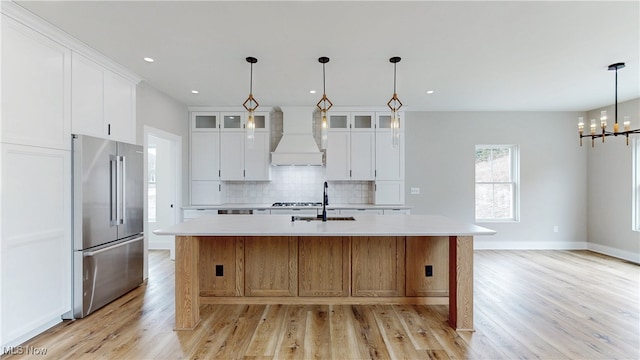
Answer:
223 110 372 204
224 166 373 204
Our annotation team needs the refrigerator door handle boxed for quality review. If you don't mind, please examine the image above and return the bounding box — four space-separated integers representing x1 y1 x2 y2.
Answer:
120 155 126 224
110 155 118 226
83 235 144 257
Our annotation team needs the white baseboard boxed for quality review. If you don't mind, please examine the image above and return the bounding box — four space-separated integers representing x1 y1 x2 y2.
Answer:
587 243 640 264
474 240 587 250
473 239 640 264
2 317 61 349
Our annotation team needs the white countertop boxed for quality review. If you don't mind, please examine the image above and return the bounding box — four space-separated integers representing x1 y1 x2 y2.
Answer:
182 203 411 210
154 214 496 237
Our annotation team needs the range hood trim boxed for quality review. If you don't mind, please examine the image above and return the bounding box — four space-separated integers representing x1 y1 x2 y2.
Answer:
271 106 324 166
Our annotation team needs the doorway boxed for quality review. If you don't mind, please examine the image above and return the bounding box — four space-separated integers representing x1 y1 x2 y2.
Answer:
145 127 181 269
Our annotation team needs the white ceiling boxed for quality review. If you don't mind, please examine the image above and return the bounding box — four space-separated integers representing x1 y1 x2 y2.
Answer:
14 1 640 112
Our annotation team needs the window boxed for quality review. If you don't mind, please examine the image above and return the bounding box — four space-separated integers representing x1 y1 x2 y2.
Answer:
633 138 640 231
475 145 519 222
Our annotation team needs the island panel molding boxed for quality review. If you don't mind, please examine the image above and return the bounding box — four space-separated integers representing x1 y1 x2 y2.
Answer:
157 215 494 331
299 237 350 297
352 236 405 297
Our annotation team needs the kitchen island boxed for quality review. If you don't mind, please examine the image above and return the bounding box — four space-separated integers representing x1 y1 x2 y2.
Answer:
154 214 495 331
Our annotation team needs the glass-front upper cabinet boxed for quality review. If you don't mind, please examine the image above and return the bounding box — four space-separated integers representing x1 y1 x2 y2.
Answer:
326 112 375 130
351 112 375 131
376 112 403 130
252 112 269 130
221 112 244 130
327 113 349 129
191 112 219 131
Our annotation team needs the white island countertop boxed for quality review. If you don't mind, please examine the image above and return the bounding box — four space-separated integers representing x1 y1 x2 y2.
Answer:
154 214 496 237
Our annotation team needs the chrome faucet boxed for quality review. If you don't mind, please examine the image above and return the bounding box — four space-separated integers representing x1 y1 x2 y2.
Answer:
321 181 329 222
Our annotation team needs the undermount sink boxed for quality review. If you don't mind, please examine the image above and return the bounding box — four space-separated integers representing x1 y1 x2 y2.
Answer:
291 216 356 222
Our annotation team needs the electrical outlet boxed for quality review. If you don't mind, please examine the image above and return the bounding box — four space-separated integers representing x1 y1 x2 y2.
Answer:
215 265 224 276
425 265 433 277
411 187 420 195
553 226 559 233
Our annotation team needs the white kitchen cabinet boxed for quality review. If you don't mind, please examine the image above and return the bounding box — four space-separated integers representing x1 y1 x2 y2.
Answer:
189 109 271 204
191 127 222 204
191 181 222 205
220 131 245 180
351 131 376 180
103 70 135 142
383 208 411 215
220 116 270 181
1 143 71 346
71 52 136 144
339 208 384 215
183 209 219 221
221 112 244 131
326 130 350 180
375 180 405 205
374 112 405 205
191 132 220 180
1 15 71 150
270 208 317 216
244 130 271 180
191 112 219 131
1 13 73 348
375 112 404 181
326 112 375 181
190 113 222 204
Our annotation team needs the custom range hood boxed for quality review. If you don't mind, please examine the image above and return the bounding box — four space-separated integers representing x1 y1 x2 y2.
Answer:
271 106 323 166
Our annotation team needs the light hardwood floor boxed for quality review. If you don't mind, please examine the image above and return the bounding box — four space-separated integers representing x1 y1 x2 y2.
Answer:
2 250 638 359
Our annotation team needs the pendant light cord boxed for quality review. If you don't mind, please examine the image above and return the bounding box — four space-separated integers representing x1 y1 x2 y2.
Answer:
323 63 326 96
249 62 254 107
393 62 397 94
614 66 618 125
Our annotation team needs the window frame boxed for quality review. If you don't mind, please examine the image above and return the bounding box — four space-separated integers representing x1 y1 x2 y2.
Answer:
475 144 520 223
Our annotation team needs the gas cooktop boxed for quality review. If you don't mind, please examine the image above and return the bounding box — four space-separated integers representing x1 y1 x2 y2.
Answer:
272 202 322 207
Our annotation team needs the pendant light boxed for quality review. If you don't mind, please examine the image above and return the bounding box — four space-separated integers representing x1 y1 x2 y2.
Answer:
578 62 639 147
243 57 259 147
387 57 403 148
316 57 333 149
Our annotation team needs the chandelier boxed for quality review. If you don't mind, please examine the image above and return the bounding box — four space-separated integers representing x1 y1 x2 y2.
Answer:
387 57 403 148
579 62 639 147
316 57 332 150
243 56 259 147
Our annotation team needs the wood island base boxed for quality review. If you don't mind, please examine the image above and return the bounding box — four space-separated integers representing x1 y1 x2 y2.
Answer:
174 235 474 332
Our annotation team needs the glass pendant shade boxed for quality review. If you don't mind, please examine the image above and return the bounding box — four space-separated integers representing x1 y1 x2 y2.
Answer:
246 110 255 148
243 57 259 148
391 110 400 147
387 57 403 149
316 57 332 150
321 112 328 149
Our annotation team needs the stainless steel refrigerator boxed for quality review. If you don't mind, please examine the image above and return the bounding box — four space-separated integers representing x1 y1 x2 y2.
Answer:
70 134 144 319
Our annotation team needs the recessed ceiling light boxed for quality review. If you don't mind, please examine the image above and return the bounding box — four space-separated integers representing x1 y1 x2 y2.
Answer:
143 57 154 63
191 90 199 94
309 90 316 94
426 90 435 94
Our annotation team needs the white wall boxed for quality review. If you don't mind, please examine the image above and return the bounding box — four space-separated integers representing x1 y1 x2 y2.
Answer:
405 111 588 249
586 98 640 262
136 82 189 202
